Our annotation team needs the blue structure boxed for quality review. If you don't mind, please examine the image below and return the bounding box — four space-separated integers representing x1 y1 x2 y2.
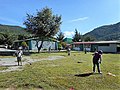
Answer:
13 38 58 51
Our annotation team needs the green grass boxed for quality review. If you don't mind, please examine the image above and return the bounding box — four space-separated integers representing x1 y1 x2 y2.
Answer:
0 66 8 71
0 52 120 90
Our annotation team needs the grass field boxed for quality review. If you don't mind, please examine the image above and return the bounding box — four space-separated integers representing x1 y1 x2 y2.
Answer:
0 51 120 90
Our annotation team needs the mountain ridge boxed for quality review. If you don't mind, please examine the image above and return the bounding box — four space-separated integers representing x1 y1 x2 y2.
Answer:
0 22 120 41
84 22 120 41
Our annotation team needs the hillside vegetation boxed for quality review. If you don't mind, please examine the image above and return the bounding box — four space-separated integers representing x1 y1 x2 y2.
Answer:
0 24 30 45
84 22 120 41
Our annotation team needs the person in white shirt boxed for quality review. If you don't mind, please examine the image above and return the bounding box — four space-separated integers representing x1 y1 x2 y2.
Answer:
15 47 23 66
67 47 71 56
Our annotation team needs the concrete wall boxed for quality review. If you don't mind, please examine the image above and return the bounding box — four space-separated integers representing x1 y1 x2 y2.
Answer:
31 40 57 51
98 44 117 53
73 43 117 53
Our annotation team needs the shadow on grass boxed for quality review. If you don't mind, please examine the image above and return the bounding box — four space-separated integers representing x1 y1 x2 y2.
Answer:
77 61 83 63
75 72 93 77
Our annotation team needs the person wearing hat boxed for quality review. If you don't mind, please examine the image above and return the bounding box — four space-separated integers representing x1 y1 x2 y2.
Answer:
15 47 23 66
92 50 103 74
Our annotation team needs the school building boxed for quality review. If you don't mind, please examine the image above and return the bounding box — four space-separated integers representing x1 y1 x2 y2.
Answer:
72 41 120 53
13 38 58 51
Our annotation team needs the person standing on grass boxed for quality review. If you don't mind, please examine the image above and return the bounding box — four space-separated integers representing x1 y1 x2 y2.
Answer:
92 50 103 74
49 46 51 53
67 46 71 56
15 47 23 66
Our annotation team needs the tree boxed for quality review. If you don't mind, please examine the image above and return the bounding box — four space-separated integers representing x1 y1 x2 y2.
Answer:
84 35 95 41
0 32 17 45
21 41 28 50
56 31 66 49
56 31 65 41
0 24 31 45
18 34 31 40
60 41 67 49
24 7 62 52
58 43 62 51
72 29 81 42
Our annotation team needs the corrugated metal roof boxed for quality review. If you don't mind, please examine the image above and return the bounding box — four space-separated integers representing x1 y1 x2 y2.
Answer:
73 42 96 44
73 41 120 44
14 38 58 42
96 41 120 44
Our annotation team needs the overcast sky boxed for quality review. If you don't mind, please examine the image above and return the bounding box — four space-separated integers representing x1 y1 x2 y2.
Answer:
0 0 119 38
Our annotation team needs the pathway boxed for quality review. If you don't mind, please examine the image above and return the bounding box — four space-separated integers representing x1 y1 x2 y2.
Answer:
0 56 64 72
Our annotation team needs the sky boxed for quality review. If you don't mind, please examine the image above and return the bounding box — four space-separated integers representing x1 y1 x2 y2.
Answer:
0 0 119 38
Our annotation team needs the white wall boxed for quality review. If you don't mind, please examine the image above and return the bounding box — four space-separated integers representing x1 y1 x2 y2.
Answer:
98 44 117 53
31 40 56 51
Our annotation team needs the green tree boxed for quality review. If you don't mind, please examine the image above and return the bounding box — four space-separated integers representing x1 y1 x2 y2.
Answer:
0 32 17 45
24 7 62 52
84 35 95 41
56 31 65 41
72 29 81 42
58 43 62 51
56 31 66 48
61 41 67 49
21 41 28 50
0 24 31 45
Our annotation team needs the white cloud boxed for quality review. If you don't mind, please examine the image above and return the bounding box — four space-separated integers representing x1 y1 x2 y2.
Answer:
69 17 88 23
64 31 74 38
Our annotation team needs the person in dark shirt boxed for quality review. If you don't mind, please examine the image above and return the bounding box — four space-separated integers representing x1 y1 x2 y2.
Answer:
92 50 103 74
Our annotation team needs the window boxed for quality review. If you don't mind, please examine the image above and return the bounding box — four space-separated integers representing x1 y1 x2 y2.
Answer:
75 44 80 47
98 44 109 46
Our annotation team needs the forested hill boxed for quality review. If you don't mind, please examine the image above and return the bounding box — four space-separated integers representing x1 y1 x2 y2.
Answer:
0 24 30 45
0 24 25 33
84 22 120 41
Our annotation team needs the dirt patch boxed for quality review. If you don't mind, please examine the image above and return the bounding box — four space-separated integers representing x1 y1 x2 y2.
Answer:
0 56 64 72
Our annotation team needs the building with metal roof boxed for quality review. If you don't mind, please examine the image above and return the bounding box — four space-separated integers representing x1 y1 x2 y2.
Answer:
72 41 120 53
